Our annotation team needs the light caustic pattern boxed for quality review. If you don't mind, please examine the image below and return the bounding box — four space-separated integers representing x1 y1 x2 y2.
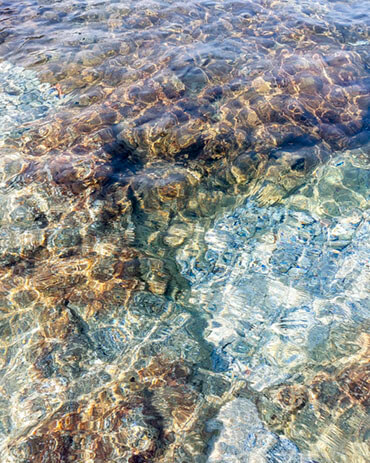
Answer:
178 146 369 463
0 0 369 462
0 61 61 142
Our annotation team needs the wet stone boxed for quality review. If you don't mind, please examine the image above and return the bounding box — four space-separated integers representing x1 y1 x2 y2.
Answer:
163 223 190 247
11 290 38 307
129 291 169 317
0 2 369 463
178 148 369 462
48 227 82 248
0 61 62 141
91 257 116 282
92 327 127 361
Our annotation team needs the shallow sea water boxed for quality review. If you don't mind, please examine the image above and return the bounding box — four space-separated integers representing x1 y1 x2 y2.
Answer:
0 1 369 462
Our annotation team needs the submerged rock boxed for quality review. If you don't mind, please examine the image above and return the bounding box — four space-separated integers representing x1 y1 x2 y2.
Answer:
178 147 369 463
0 61 61 143
207 398 314 463
0 1 369 462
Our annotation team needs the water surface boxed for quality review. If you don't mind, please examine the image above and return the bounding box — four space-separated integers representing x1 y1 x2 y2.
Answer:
0 1 369 462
